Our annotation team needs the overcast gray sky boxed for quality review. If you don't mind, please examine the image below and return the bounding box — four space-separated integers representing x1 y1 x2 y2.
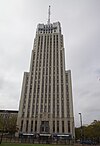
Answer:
0 0 100 127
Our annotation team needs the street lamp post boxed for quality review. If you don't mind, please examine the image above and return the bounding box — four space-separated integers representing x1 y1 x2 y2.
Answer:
79 113 83 142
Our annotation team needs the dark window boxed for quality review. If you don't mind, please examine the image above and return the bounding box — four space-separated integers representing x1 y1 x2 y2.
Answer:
62 121 64 133
26 120 28 132
68 121 70 133
35 120 37 132
31 120 33 132
20 120 23 131
57 121 59 133
53 121 55 132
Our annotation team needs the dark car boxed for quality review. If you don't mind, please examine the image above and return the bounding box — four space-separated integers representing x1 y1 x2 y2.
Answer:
80 140 95 145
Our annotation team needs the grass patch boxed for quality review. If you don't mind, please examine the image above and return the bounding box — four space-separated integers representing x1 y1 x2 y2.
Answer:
0 143 72 146
0 144 47 146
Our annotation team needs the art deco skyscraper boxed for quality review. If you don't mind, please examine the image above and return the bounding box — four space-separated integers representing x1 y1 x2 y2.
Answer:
17 8 75 138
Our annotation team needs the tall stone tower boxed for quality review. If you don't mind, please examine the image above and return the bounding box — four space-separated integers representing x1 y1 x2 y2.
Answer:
17 8 75 138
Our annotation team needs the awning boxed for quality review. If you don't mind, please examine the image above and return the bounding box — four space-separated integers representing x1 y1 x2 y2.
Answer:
39 133 51 136
22 133 34 136
57 134 70 137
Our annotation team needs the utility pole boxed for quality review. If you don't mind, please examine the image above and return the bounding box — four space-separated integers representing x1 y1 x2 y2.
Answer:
79 113 83 142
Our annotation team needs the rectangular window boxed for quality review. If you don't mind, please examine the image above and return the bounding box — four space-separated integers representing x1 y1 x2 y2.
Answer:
62 121 64 133
44 106 46 112
57 35 58 48
35 120 37 132
53 121 55 133
57 121 59 133
48 105 50 112
41 104 43 112
20 120 23 131
36 105 38 114
31 120 33 132
40 114 42 118
26 120 28 132
68 121 70 133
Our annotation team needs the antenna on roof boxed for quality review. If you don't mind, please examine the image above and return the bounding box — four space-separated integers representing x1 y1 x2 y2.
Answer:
47 5 51 24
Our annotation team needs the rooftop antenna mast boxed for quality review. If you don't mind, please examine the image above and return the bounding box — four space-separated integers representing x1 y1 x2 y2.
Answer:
47 5 51 24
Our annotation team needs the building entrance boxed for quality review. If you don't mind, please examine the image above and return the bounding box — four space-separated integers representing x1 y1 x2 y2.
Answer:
40 121 49 133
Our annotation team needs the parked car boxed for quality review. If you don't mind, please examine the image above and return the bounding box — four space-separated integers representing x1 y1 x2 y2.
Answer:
80 140 96 145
